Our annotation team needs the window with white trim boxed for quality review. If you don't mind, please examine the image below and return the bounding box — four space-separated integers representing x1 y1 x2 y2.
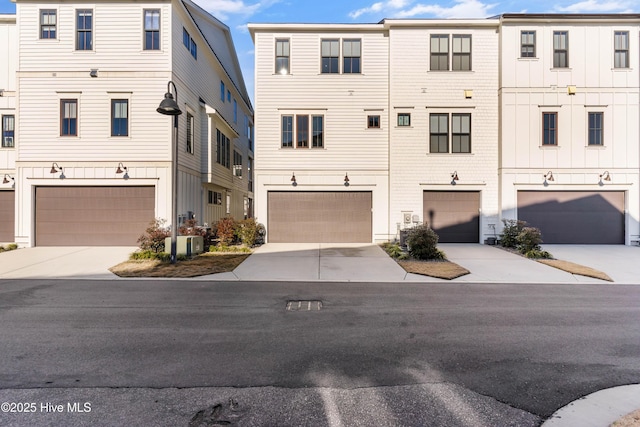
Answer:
281 114 324 148
2 115 14 148
614 31 629 68
429 113 471 153
40 9 56 39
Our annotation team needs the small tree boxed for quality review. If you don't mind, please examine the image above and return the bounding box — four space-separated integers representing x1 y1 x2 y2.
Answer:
137 218 171 253
500 219 528 248
236 218 259 247
216 216 237 246
406 224 445 260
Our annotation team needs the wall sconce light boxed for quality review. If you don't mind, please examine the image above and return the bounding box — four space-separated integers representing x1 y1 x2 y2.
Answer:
599 171 611 186
2 174 13 184
464 90 473 99
543 171 554 186
50 162 65 179
90 69 98 78
451 171 459 185
567 85 576 95
291 172 297 187
116 162 129 179
344 173 350 187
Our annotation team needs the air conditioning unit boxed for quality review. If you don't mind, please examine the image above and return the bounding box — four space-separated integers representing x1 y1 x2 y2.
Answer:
3 136 14 147
164 236 204 256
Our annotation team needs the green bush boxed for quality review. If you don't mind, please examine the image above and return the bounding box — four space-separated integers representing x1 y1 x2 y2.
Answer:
209 245 251 253
381 242 409 260
130 250 186 262
216 217 237 246
137 219 171 253
517 227 543 253
500 219 528 248
406 225 446 261
236 218 258 247
524 249 552 259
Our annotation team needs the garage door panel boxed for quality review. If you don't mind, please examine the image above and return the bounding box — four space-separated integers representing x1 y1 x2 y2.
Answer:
268 192 372 243
0 191 15 242
35 186 155 246
517 191 624 244
423 191 480 243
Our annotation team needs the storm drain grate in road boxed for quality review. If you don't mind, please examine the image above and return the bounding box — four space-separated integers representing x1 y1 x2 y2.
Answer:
286 300 323 311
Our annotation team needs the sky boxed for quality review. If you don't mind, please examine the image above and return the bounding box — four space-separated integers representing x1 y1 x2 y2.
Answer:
1 0 639 105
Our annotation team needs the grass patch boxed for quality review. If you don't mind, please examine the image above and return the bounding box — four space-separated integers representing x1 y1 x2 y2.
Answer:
110 252 250 278
0 243 19 253
538 259 613 282
398 260 470 280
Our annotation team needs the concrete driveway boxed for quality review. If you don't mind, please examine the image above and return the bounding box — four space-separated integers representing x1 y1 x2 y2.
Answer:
0 246 135 280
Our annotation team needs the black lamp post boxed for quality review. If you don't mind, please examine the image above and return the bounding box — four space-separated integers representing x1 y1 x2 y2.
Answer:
156 81 182 264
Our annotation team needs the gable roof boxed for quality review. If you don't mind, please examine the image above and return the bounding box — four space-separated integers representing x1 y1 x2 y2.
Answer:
180 0 252 111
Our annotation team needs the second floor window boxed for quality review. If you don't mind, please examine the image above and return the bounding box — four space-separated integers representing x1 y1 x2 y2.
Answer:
343 39 361 73
2 115 14 148
429 113 472 153
368 115 380 129
452 35 471 71
61 99 78 136
233 151 242 177
144 10 160 50
281 114 324 148
397 113 411 127
614 31 629 68
216 129 231 168
521 31 535 58
40 10 57 39
275 39 290 74
542 112 558 145
76 9 93 50
588 112 603 146
186 113 194 153
321 39 339 74
111 99 128 137
553 31 568 68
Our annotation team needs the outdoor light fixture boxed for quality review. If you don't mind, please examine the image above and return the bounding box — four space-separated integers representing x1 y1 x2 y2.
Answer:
90 69 98 78
291 173 297 187
567 85 577 95
156 81 182 264
50 162 65 179
2 174 13 184
451 171 459 185
116 162 129 179
599 171 611 186
543 171 554 186
344 173 350 186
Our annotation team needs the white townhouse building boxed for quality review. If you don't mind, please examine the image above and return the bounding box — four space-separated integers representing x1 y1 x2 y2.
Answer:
0 14 17 243
9 0 253 246
250 14 640 245
499 14 640 244
249 23 390 243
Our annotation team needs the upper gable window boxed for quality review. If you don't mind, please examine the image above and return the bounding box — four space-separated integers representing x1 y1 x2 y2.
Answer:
614 31 629 68
521 31 535 58
343 39 361 74
553 31 569 68
144 10 160 50
275 39 290 74
321 39 340 74
182 27 197 59
40 10 57 39
76 9 93 50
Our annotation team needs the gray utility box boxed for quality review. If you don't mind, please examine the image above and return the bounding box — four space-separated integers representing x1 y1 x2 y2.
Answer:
164 236 204 256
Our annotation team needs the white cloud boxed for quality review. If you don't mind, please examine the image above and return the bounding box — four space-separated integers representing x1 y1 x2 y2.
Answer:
555 0 634 12
349 0 496 20
349 0 412 19
194 0 281 20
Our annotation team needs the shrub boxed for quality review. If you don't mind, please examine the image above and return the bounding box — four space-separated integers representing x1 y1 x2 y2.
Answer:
130 250 187 262
517 227 543 254
216 217 237 246
524 249 552 259
179 219 207 237
406 224 446 261
381 242 408 260
137 219 171 253
236 218 259 247
209 245 251 253
500 219 528 248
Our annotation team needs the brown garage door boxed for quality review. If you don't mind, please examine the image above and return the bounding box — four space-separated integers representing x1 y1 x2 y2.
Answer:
0 190 14 242
517 191 624 244
268 191 372 243
423 191 480 243
35 186 155 246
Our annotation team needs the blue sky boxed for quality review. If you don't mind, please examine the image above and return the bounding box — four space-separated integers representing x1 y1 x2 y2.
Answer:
1 0 639 104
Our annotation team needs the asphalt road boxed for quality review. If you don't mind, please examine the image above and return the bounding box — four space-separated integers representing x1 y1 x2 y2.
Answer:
0 279 639 426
